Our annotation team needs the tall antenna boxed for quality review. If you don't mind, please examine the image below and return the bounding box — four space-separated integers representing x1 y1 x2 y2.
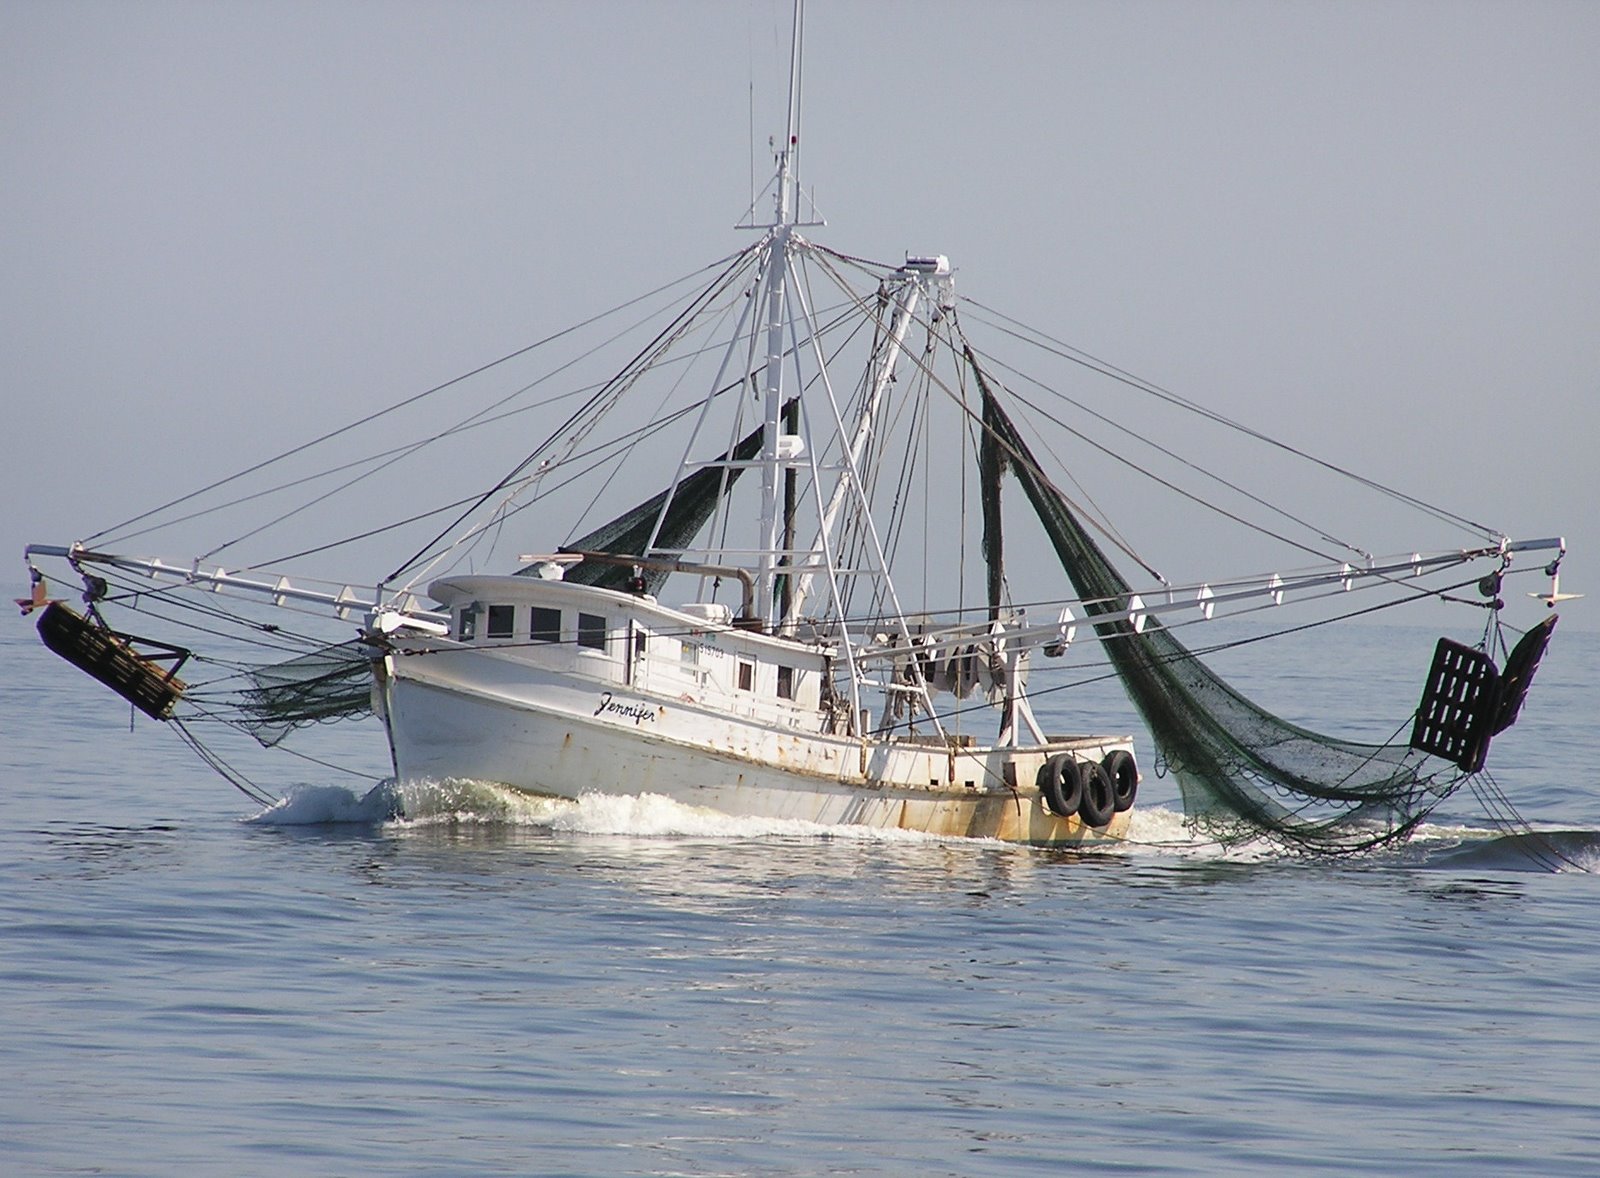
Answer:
780 0 804 223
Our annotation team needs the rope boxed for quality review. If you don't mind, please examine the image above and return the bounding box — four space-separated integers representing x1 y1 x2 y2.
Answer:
1468 770 1591 873
168 720 278 807
961 296 1500 541
384 244 765 586
88 251 756 550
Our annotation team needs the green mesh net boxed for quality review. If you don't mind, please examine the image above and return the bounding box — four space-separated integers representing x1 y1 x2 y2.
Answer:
233 640 374 747
545 403 787 594
974 368 1462 850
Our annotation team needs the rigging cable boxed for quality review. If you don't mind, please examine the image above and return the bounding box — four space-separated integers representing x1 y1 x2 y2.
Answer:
967 339 1367 571
962 296 1499 540
385 244 766 586
202 278 747 569
168 719 278 808
962 324 1370 566
1467 769 1591 873
88 250 758 550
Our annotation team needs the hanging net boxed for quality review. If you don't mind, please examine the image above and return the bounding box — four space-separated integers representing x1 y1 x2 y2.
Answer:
231 640 374 747
542 402 790 594
973 369 1468 851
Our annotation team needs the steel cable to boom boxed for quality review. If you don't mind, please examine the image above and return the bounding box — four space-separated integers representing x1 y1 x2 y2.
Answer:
696 242 1498 553
1466 771 1590 873
198 276 764 568
86 249 759 550
799 250 1166 584
199 297 837 564
963 331 1374 565
980 356 1361 571
384 243 766 586
962 296 1498 540
794 249 1361 588
241 286 869 583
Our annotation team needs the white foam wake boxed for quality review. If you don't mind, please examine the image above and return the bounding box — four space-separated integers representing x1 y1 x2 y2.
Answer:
247 782 1548 866
1114 805 1283 861
555 791 979 842
396 779 965 842
247 781 402 826
250 777 986 843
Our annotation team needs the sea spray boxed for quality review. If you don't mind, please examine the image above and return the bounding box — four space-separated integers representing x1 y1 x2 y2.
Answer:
242 778 1559 870
247 780 401 826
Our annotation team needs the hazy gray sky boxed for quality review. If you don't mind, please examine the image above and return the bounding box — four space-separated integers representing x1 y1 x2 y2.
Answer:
6 0 1596 630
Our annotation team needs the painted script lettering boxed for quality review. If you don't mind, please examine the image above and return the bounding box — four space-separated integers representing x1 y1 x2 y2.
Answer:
594 691 657 725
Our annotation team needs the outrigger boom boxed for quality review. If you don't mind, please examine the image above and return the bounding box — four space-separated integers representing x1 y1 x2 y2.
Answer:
25 535 1569 643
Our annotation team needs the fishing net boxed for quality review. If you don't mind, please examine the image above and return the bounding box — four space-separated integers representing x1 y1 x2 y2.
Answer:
545 403 789 594
232 640 374 747
974 372 1465 850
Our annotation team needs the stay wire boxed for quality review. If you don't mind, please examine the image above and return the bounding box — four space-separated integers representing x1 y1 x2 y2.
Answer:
180 706 388 786
170 296 798 562
169 719 278 807
968 339 1359 572
197 289 710 567
88 251 753 550
965 334 1372 565
246 377 744 573
84 571 345 657
1468 770 1588 873
384 244 765 586
961 297 1499 540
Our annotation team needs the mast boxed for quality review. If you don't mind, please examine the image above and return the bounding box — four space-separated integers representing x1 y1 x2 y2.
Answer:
755 227 789 626
779 270 919 631
755 0 806 626
780 257 953 632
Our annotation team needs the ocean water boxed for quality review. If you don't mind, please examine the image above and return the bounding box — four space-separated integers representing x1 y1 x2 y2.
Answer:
4 620 1599 1176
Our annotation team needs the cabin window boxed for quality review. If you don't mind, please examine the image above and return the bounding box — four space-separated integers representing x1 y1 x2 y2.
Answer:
457 606 478 641
578 612 608 651
776 665 794 700
531 606 561 644
632 627 648 658
486 604 515 639
737 660 754 691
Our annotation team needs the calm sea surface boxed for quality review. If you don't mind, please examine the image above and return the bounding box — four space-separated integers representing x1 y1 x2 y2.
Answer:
4 620 1599 1176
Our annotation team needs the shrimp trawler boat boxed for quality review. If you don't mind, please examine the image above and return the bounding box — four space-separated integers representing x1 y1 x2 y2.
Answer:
21 8 1573 850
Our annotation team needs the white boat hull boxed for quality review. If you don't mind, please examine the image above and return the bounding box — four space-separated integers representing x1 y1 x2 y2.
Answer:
377 644 1134 845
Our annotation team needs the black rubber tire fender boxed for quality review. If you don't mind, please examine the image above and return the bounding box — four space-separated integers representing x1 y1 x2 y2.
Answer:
1078 760 1116 828
1036 754 1083 818
1102 749 1138 813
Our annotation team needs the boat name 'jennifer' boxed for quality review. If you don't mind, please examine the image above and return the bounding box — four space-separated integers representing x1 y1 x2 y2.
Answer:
594 692 658 725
